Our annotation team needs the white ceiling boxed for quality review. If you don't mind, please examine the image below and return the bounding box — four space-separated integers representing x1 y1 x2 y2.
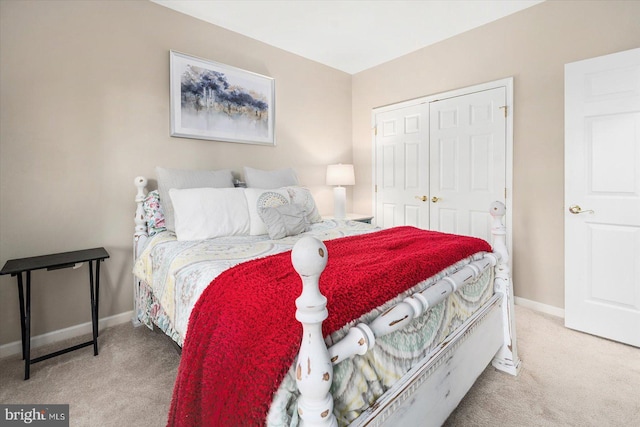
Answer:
152 0 544 74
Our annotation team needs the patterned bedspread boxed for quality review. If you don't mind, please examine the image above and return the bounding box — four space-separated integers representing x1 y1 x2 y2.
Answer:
133 219 376 344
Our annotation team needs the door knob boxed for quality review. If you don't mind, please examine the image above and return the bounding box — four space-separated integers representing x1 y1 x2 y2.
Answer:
415 195 427 202
569 205 594 215
431 196 441 203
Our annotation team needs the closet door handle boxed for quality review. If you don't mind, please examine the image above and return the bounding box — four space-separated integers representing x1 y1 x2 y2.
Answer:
415 196 427 202
431 196 441 203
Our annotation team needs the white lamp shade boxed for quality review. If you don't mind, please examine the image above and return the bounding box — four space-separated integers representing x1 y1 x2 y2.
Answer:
326 164 355 186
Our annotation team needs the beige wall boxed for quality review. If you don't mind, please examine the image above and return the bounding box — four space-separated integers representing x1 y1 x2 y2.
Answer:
352 0 640 309
0 1 352 346
2 0 639 348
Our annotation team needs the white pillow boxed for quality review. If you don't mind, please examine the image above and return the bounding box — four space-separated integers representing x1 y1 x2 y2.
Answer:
244 188 290 235
284 186 322 224
169 188 249 241
157 167 235 231
243 167 299 189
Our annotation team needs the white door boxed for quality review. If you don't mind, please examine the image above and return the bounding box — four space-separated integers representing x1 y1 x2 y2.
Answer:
565 48 640 347
374 104 430 228
429 88 507 243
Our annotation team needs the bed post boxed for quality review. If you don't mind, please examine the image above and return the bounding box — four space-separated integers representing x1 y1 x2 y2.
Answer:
489 201 521 376
291 237 338 427
132 176 148 327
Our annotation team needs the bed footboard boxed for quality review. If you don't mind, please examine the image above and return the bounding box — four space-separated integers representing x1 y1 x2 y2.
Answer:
353 293 504 427
488 201 521 376
290 201 521 426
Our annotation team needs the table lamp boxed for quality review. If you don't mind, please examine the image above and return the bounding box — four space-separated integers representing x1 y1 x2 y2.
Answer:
326 164 355 219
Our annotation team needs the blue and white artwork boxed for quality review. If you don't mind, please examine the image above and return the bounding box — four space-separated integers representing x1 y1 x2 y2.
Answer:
170 51 275 145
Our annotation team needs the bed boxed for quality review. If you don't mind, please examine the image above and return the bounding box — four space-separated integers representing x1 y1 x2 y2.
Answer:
132 167 521 427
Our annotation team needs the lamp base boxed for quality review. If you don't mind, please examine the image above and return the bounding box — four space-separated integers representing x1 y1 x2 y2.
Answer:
333 186 346 219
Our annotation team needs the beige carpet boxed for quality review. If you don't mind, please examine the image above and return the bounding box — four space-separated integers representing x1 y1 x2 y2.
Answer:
445 307 640 426
0 324 180 426
1 306 638 426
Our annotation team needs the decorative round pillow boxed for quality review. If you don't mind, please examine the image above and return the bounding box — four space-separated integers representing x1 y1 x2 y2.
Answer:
257 191 289 213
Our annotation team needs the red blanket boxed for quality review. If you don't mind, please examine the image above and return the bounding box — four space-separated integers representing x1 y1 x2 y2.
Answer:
168 226 491 426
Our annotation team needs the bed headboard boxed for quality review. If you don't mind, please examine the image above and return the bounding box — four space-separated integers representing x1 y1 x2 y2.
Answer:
133 176 149 260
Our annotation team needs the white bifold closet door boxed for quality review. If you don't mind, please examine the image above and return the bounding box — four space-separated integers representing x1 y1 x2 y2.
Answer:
374 86 507 246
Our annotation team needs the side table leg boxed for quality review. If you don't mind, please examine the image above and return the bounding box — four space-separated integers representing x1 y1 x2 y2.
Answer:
89 261 99 356
24 271 31 380
16 273 26 361
96 259 100 338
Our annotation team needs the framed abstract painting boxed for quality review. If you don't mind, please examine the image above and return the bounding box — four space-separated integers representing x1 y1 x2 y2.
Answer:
170 51 275 146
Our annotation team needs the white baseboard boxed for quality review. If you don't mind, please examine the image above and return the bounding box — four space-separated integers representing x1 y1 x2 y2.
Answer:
0 299 563 359
0 310 134 359
514 296 565 318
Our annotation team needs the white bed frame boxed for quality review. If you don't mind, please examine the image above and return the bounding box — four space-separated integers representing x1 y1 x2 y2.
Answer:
132 177 520 426
133 176 151 326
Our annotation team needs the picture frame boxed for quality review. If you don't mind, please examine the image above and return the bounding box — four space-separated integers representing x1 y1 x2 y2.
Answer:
170 51 275 146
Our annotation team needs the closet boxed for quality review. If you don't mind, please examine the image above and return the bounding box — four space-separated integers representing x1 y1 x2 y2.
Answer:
373 78 513 245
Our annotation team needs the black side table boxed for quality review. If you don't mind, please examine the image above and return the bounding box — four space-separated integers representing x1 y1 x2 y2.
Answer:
0 247 109 379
